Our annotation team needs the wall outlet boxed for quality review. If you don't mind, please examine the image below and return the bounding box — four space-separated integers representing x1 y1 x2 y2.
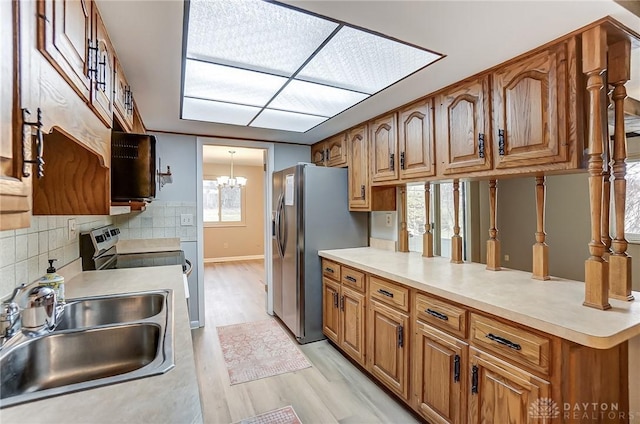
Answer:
504 254 510 262
67 218 77 241
180 214 193 226
385 213 392 227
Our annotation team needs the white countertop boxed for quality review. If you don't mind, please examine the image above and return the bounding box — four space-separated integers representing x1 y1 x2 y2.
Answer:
115 237 182 254
319 247 640 349
1 266 203 424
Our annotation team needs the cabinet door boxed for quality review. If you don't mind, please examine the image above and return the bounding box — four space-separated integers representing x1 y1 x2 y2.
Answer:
414 321 467 424
399 99 435 180
311 142 326 166
438 76 491 175
322 278 340 343
0 0 31 230
90 3 114 127
370 113 398 182
326 133 347 167
468 347 551 424
339 286 366 366
113 58 133 132
37 0 91 102
492 41 572 169
368 299 409 400
347 125 370 210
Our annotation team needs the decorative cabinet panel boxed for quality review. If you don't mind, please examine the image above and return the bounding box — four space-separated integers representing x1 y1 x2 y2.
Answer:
89 3 114 127
492 39 575 169
311 142 326 166
398 98 436 180
414 321 467 424
367 299 409 400
468 347 550 424
37 0 92 102
339 286 366 365
370 113 399 182
437 76 492 175
347 125 370 210
0 0 31 230
322 277 341 344
310 133 347 167
114 58 134 132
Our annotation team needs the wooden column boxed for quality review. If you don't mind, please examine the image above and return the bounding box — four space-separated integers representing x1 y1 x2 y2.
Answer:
486 179 500 270
582 26 611 310
423 183 434 257
398 186 409 252
532 176 550 280
451 179 463 264
602 133 612 261
608 39 634 301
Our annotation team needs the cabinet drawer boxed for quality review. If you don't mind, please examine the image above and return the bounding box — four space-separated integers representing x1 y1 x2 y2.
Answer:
470 313 551 375
369 276 409 312
322 259 341 281
341 266 365 292
415 293 467 338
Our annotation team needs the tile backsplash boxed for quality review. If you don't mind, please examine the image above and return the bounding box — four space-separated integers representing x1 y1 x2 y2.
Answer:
114 201 197 242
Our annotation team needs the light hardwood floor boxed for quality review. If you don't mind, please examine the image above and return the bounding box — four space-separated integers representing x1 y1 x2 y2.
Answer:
191 260 420 424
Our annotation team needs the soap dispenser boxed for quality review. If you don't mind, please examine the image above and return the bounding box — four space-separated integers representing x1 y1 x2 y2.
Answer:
38 259 65 303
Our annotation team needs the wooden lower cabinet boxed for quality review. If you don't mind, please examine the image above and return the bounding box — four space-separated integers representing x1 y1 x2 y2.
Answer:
413 321 467 424
322 277 340 344
367 299 409 400
468 347 551 424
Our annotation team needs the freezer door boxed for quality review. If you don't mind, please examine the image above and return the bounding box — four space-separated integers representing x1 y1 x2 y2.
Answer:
271 170 283 319
281 168 301 338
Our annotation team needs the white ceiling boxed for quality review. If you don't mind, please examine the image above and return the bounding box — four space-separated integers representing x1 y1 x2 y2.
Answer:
202 145 264 166
96 0 640 146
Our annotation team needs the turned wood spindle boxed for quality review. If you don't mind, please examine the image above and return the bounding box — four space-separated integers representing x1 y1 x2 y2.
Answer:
423 183 434 258
532 176 550 280
451 180 463 264
609 39 634 301
582 26 611 310
601 132 613 260
399 186 409 253
486 179 500 271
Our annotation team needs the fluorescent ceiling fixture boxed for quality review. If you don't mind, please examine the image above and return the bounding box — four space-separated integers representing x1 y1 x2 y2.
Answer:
182 0 443 132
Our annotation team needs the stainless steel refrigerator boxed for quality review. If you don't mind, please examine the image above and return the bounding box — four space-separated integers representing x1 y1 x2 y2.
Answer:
272 164 368 344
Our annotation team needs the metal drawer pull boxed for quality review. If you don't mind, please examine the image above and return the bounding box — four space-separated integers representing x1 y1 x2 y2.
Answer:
486 333 521 351
478 133 485 159
377 289 394 298
396 325 403 348
453 354 460 382
324 267 334 273
340 295 344 311
426 308 449 321
471 365 478 394
345 276 357 283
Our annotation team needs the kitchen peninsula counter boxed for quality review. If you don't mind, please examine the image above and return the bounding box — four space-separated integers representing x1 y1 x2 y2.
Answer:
1 265 203 424
319 247 640 349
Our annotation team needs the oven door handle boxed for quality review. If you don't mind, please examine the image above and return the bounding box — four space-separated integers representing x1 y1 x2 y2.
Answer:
184 259 193 277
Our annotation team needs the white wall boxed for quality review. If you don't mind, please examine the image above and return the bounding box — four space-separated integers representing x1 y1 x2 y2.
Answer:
274 143 311 171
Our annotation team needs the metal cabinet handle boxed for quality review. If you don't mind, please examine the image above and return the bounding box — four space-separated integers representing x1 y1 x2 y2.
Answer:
498 129 505 156
345 276 357 283
360 184 366 199
426 308 449 321
400 151 405 170
397 325 404 348
478 133 485 159
471 365 478 394
340 295 344 311
324 267 334 273
390 153 395 171
486 333 521 350
21 108 45 178
87 39 98 79
333 292 338 309
325 148 329 164
453 354 460 382
97 53 107 91
377 289 394 298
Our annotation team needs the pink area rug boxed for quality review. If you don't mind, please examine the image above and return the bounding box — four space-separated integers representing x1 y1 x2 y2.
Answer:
216 319 311 385
235 406 302 424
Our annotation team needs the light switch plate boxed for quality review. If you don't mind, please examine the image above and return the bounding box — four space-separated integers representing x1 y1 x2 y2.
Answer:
180 214 194 226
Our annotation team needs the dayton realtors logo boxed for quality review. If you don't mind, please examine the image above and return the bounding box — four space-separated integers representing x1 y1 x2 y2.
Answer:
529 398 560 422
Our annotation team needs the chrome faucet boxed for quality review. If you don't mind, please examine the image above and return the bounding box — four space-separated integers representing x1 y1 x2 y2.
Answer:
0 284 26 346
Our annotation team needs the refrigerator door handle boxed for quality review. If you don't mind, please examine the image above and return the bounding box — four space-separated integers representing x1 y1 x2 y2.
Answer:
275 193 284 258
279 193 287 255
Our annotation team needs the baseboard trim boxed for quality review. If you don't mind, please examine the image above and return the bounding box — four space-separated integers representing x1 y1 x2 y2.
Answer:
204 255 264 263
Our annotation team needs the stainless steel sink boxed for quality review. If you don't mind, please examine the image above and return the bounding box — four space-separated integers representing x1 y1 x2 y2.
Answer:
55 292 165 330
0 290 174 408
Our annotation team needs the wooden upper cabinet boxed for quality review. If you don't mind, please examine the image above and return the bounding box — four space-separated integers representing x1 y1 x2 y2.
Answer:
311 142 326 166
89 3 114 127
37 0 92 102
0 0 31 230
437 76 492 175
370 113 399 182
468 348 550 424
492 39 574 169
347 125 370 210
398 98 435 180
113 58 134 132
326 133 347 167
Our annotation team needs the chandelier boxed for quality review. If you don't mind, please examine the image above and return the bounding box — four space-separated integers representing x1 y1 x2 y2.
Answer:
216 150 247 188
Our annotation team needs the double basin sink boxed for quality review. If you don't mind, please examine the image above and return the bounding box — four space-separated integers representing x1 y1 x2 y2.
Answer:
0 290 174 408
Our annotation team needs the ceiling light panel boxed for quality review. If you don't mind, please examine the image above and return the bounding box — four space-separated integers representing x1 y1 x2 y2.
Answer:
182 97 260 126
269 80 368 117
250 109 327 132
184 59 287 106
297 26 442 94
187 0 339 75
